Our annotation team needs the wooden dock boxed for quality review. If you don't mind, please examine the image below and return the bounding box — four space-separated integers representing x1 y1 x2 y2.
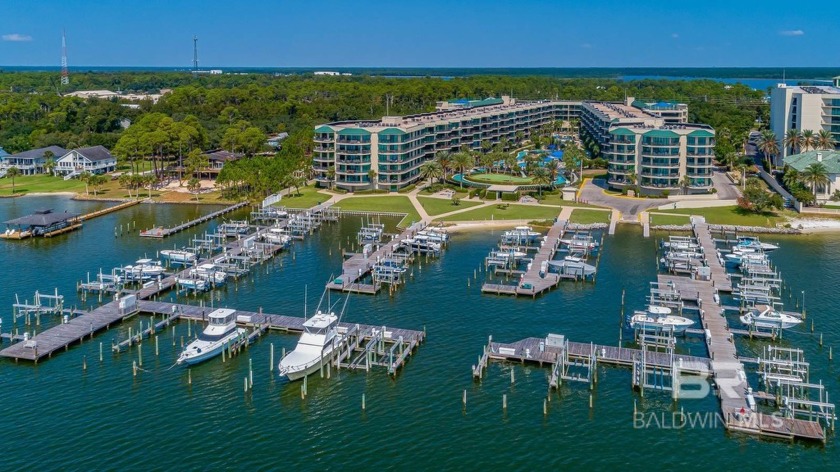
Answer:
77 200 141 222
139 201 249 238
326 221 426 295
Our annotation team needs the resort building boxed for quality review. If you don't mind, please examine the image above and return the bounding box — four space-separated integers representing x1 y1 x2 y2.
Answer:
55 146 117 177
783 150 840 203
580 98 714 195
312 97 582 191
1 146 67 175
770 78 840 162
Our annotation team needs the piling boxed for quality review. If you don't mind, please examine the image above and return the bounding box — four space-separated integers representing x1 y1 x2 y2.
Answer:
132 360 137 377
99 342 103 362
155 336 159 356
820 333 824 347
138 343 143 367
543 398 547 416
188 369 192 385
462 389 467 409
362 393 366 411
83 355 87 371
270 343 274 372
249 358 253 388
510 368 515 384
503 394 507 411
244 377 249 393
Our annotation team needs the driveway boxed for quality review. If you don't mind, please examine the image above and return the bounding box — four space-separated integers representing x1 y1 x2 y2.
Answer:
578 179 668 220
711 170 741 200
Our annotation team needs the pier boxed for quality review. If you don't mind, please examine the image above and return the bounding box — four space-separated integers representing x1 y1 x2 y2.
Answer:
78 200 141 221
139 201 249 238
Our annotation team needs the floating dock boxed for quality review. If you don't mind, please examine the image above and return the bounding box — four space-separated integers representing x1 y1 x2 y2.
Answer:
139 201 249 238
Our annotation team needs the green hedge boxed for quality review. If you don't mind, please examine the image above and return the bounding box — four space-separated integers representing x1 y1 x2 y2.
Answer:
500 191 520 201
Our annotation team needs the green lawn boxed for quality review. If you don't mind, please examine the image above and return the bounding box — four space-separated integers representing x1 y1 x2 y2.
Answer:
334 196 421 227
0 174 86 196
536 192 597 207
280 186 331 209
417 196 481 216
657 206 786 227
569 209 612 224
649 213 691 226
467 172 533 185
436 204 561 222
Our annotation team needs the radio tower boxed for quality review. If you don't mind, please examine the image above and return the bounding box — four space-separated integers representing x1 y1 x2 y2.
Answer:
192 36 199 75
60 30 69 85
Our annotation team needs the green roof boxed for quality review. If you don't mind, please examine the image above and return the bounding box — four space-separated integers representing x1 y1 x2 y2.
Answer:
688 129 715 138
378 128 405 136
314 125 334 134
609 127 637 136
337 128 371 136
784 150 840 174
643 129 679 139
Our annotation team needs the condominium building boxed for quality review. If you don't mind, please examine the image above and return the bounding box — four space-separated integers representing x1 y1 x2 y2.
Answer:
581 98 715 195
313 97 581 191
770 77 840 162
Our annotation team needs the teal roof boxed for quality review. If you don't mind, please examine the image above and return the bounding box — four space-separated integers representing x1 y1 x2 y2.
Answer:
448 97 504 108
609 127 637 136
337 128 371 136
688 129 715 138
643 129 679 139
784 150 840 174
314 125 334 134
378 128 405 136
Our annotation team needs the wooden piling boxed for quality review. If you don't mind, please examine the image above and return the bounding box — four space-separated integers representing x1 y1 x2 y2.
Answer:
503 394 507 411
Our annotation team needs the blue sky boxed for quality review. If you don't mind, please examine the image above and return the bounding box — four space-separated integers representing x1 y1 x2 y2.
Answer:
0 0 834 68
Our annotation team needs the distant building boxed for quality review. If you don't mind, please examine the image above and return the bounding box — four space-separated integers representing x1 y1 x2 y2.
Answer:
266 132 289 149
580 98 714 195
314 71 341 76
783 150 840 203
201 150 244 175
66 90 120 100
66 89 170 104
1 146 67 175
313 96 582 192
771 78 840 162
55 146 117 177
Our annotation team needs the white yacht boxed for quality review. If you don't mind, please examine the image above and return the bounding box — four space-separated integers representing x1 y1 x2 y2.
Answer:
740 304 802 330
190 263 227 285
177 309 247 365
160 249 197 264
629 306 694 334
501 226 540 244
736 236 778 252
263 227 291 247
123 258 166 280
416 228 449 244
218 220 250 236
725 252 767 266
278 311 341 381
175 276 208 292
401 237 441 254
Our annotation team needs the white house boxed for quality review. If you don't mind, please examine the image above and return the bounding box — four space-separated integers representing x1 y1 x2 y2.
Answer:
56 146 117 177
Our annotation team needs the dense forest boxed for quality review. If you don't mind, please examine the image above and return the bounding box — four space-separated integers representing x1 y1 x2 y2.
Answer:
0 72 768 155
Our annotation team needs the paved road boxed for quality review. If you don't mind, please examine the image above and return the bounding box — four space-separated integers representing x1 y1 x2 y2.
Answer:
711 170 742 200
578 179 668 220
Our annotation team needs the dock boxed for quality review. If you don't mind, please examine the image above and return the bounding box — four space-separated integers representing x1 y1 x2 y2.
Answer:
326 221 426 295
78 200 141 222
139 201 249 238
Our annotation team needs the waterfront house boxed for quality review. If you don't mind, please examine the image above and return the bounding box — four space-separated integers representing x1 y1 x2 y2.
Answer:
55 146 117 177
783 150 840 202
1 146 67 175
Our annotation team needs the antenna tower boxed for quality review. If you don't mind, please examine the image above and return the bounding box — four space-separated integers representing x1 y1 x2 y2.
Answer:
60 30 69 85
193 36 199 75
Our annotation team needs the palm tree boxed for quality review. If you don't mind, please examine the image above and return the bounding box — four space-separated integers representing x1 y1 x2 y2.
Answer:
782 166 800 189
756 130 780 169
479 153 495 173
367 169 378 190
504 154 519 176
783 129 802 156
532 167 551 198
800 162 830 201
681 175 691 195
326 167 336 189
515 130 525 145
79 171 92 195
435 151 452 179
452 152 473 188
627 171 638 194
817 129 837 151
545 159 560 182
419 161 443 187
43 150 56 176
480 140 492 154
6 166 20 194
187 177 201 202
801 129 816 152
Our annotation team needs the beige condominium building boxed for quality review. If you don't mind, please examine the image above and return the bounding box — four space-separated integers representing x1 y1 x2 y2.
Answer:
312 97 581 192
581 98 715 195
770 77 840 164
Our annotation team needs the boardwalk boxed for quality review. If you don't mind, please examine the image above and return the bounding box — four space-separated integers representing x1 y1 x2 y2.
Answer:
515 217 566 297
691 217 732 292
326 221 426 295
139 201 249 238
78 200 140 222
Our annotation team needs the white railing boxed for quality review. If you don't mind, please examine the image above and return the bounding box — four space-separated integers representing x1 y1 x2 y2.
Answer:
63 170 79 181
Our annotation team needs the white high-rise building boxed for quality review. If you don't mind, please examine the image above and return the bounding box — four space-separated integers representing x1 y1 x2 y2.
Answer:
770 77 840 163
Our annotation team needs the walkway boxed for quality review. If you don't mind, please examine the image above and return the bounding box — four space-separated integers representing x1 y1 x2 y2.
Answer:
578 179 667 218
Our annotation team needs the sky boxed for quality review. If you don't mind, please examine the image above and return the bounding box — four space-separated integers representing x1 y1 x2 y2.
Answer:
0 0 835 68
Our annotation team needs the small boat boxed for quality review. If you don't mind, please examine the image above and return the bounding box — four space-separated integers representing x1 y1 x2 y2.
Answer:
736 236 778 252
278 310 341 381
561 235 600 251
740 304 802 330
629 306 694 333
262 227 291 247
177 308 247 365
416 228 449 244
190 263 227 285
160 249 197 264
547 256 597 277
501 226 541 244
123 258 166 280
725 252 767 266
218 220 250 236
175 276 208 291
400 237 441 254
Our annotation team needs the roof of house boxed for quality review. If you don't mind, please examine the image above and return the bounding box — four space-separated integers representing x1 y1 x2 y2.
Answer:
67 145 114 162
11 146 67 160
4 209 80 227
204 150 243 162
784 150 840 174
0 147 9 157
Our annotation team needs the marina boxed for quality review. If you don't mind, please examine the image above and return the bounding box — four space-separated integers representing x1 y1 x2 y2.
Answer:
139 201 249 238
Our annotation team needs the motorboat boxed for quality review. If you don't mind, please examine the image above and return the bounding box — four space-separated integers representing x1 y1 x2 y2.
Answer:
123 258 166 280
416 228 449 244
177 308 247 365
724 252 767 266
278 310 341 381
400 237 441 254
561 234 600 251
262 227 291 247
358 223 385 243
501 226 541 244
546 255 597 277
736 236 778 252
190 263 227 285
629 305 694 334
160 249 197 264
740 304 802 330
218 220 250 236
175 276 208 291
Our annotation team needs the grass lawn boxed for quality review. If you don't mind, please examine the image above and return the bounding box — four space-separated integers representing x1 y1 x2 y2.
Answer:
280 186 331 209
417 196 481 216
536 192 597 207
436 204 561 222
657 206 786 227
0 174 86 196
649 213 691 226
334 195 421 227
569 209 611 224
467 172 533 185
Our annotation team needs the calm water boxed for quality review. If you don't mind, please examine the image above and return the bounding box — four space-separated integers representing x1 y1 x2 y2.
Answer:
1 196 838 469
